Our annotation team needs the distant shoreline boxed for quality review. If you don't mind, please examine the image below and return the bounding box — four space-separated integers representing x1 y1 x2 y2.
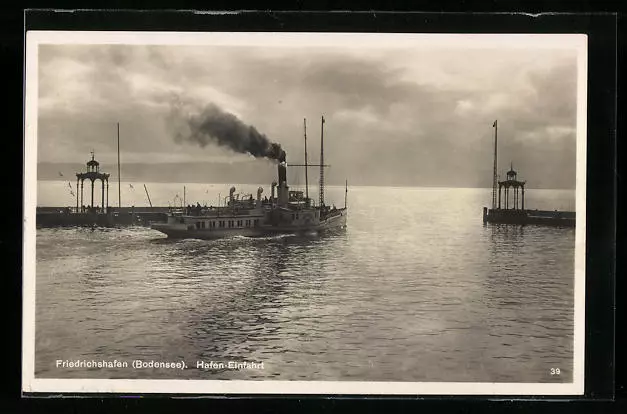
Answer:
35 160 577 191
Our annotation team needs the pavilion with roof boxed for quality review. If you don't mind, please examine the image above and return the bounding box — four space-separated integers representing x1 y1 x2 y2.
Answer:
76 152 110 213
497 162 526 211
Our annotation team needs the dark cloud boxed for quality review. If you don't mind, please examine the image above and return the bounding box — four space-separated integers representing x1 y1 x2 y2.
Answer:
167 98 285 161
36 43 581 188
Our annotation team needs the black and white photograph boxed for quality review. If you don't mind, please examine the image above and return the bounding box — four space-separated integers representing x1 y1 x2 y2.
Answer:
23 31 587 395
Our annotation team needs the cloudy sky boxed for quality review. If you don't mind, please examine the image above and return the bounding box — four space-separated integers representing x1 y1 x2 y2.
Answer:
35 34 583 188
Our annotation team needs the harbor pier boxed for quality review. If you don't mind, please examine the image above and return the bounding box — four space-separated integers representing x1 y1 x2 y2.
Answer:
483 164 575 227
36 153 169 228
482 120 575 228
36 206 170 228
483 207 575 227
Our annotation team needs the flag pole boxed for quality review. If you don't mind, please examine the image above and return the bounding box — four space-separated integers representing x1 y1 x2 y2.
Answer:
319 115 325 207
492 120 498 210
117 122 121 208
304 118 309 201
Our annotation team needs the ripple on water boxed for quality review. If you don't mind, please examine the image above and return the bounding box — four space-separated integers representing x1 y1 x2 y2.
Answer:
34 187 576 382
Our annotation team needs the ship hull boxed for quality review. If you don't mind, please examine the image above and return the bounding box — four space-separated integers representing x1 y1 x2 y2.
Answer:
258 208 347 236
151 208 347 240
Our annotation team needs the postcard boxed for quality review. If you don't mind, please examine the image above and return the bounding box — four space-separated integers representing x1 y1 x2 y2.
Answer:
23 30 587 395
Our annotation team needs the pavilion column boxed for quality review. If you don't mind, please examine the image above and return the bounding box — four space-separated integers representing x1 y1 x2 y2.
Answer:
504 187 507 209
106 180 109 213
101 179 105 213
521 185 525 211
498 185 502 209
76 178 79 213
80 180 84 212
514 187 518 209
90 179 95 208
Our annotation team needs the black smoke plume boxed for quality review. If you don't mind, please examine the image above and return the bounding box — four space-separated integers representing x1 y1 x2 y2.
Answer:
171 102 285 162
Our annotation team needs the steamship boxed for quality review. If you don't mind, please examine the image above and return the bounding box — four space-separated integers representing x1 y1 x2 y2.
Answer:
151 116 348 239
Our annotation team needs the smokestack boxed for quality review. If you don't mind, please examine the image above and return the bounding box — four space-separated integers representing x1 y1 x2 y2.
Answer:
271 181 277 200
277 151 290 206
278 151 287 186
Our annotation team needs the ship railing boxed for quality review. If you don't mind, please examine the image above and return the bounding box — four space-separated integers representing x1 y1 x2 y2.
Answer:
174 205 264 218
169 207 185 216
321 206 345 219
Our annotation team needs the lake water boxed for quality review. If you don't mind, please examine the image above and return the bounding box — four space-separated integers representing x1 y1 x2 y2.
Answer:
33 184 576 383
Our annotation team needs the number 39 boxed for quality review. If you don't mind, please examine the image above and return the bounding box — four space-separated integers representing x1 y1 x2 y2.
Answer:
550 368 561 375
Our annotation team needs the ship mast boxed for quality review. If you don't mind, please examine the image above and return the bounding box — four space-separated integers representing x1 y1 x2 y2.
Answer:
304 118 309 201
492 119 498 210
319 115 325 206
289 116 329 205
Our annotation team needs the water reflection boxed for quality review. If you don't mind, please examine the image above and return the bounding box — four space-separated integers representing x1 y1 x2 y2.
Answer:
148 233 344 377
482 223 575 382
35 187 576 383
